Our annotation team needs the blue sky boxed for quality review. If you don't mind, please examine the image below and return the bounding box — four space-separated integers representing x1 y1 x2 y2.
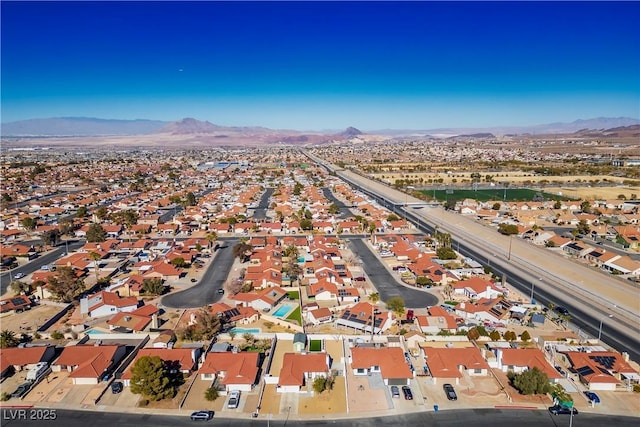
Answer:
1 1 639 130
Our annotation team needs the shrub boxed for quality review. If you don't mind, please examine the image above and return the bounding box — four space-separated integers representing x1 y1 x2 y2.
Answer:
50 331 64 340
204 387 219 401
520 330 531 342
138 399 149 407
1 392 10 402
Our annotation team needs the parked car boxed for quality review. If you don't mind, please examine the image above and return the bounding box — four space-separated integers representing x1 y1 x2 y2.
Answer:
555 306 570 316
390 385 400 398
217 289 225 294
555 365 566 376
227 390 241 408
110 381 123 394
354 276 366 282
11 382 32 399
402 386 413 400
190 411 214 421
548 405 578 415
443 383 457 401
583 391 600 404
14 272 25 279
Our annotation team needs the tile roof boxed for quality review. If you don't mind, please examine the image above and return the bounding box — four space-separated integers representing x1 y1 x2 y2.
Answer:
423 347 489 378
350 346 413 379
278 353 329 386
199 352 259 385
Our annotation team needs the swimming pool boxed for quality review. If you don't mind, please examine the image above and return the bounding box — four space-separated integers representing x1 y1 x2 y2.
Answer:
85 328 107 335
272 304 294 318
229 327 261 334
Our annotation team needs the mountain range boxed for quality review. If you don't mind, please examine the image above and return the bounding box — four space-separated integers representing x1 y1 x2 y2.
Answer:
1 116 638 138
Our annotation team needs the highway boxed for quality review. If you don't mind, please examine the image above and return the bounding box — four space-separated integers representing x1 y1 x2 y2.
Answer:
305 150 640 362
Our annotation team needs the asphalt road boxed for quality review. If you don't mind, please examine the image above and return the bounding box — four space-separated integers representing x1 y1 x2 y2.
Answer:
321 187 351 219
252 188 275 220
2 408 637 427
161 239 239 309
348 238 438 309
0 240 85 294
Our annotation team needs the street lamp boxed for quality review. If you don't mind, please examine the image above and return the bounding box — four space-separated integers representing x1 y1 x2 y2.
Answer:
598 314 614 341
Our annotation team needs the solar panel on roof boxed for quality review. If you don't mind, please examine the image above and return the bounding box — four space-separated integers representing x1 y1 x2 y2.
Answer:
576 366 595 377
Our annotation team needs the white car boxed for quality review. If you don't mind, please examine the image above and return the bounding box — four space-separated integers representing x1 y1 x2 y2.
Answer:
14 272 25 279
227 390 241 409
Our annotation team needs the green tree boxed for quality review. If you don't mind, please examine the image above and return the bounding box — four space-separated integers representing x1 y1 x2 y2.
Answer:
9 280 31 295
416 276 434 287
489 330 501 341
59 219 74 237
386 296 406 317
46 266 85 302
580 201 591 213
575 219 590 236
232 242 252 262
386 213 400 222
170 257 186 268
142 278 166 296
86 223 107 242
0 330 19 348
42 229 61 247
283 244 299 260
21 217 37 231
194 308 222 340
504 330 518 341
467 327 481 341
205 231 218 249
76 206 88 218
328 203 340 215
312 376 327 394
436 247 457 260
498 223 519 235
511 367 551 395
95 206 108 221
130 356 176 401
300 219 313 230
553 200 562 209
520 330 531 342
204 387 219 401
184 192 197 207
492 202 501 211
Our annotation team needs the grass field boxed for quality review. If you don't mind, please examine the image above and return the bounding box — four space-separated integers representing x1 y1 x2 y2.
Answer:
287 290 300 299
286 306 302 325
309 339 323 352
422 188 575 202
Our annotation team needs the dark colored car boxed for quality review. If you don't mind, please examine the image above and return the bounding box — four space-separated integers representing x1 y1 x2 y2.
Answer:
354 276 366 282
548 405 578 415
11 382 32 399
555 365 566 376
190 411 214 421
583 391 600 404
110 381 123 394
555 306 570 316
402 386 413 400
443 383 457 401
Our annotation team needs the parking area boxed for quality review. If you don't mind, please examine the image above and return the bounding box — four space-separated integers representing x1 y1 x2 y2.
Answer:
97 382 139 408
0 368 31 401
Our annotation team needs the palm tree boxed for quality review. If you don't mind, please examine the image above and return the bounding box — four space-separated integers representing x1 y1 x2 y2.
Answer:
368 292 380 339
205 231 218 250
89 251 101 282
0 330 19 348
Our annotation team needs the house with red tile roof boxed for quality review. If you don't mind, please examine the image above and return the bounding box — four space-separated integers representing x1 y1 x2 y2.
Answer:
0 345 56 375
271 352 331 393
492 348 562 382
453 298 513 323
52 344 127 385
199 351 260 392
206 302 260 325
106 304 159 332
350 346 413 386
423 347 490 384
121 347 202 387
416 307 458 334
452 277 502 300
230 286 288 311
305 307 333 325
561 350 639 391
336 302 395 334
80 290 139 318
0 295 32 313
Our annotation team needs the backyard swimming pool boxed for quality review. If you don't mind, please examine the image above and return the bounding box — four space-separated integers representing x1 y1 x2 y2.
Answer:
272 304 295 318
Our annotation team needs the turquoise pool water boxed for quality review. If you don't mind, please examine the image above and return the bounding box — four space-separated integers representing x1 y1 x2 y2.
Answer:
230 327 261 334
272 304 294 318
85 329 106 335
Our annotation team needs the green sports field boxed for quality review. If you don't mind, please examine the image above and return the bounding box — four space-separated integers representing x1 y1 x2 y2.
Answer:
421 188 574 202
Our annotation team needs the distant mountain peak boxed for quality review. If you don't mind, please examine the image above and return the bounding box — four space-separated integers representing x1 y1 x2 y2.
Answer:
338 126 363 137
157 118 221 134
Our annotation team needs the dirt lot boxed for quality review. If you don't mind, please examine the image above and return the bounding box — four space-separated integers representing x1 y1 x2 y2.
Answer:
298 376 347 415
0 304 65 334
545 186 640 200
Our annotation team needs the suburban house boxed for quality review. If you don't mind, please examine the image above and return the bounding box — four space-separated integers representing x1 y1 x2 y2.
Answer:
80 290 139 318
491 348 562 382
350 346 413 386
452 277 503 300
230 286 288 312
416 306 458 334
266 352 331 393
121 347 202 387
199 351 260 392
422 347 490 384
0 345 56 377
335 302 395 334
305 307 333 325
0 295 32 314
561 350 639 391
52 344 127 385
106 304 159 332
